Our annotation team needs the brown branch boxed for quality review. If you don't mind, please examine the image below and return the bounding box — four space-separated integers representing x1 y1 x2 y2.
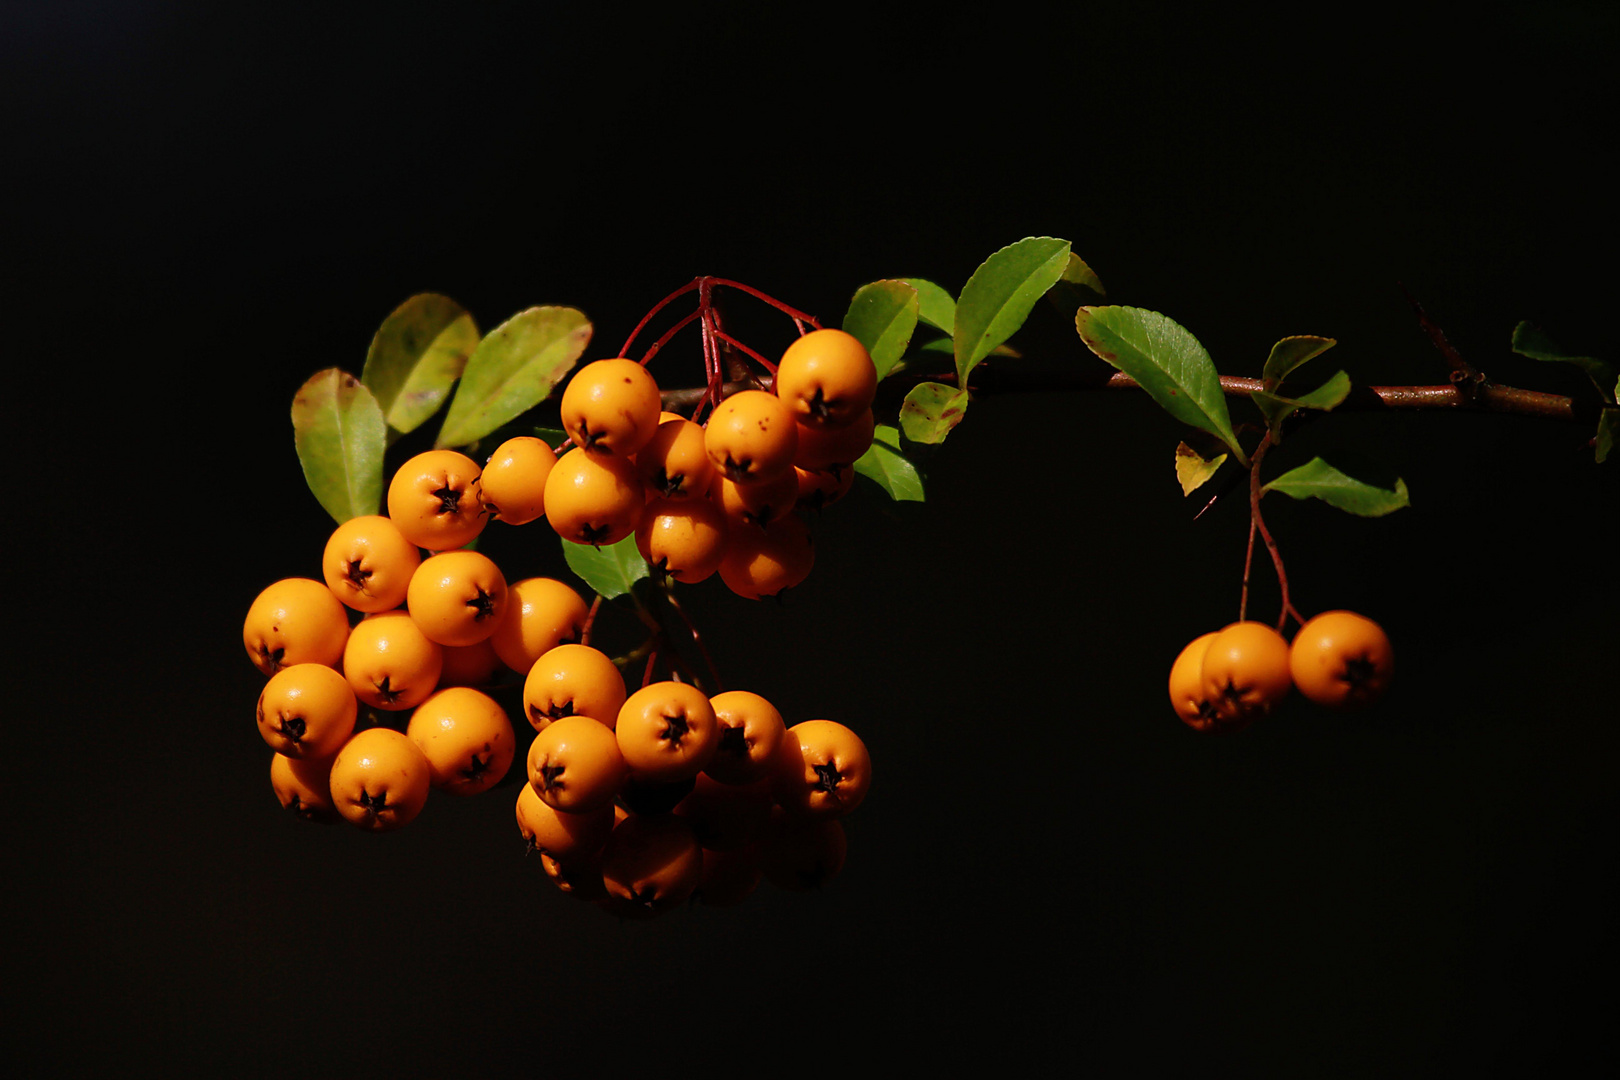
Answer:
663 365 1587 422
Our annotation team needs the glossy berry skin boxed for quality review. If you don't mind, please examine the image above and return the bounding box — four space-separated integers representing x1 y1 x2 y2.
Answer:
329 727 432 832
489 576 589 675
386 449 487 551
636 496 729 584
704 690 787 786
321 515 421 613
526 714 627 814
635 415 714 500
480 436 557 526
343 611 444 712
243 577 350 677
1290 610 1394 708
772 719 871 820
406 550 508 648
718 515 814 600
544 447 646 547
616 681 720 784
405 686 516 796
704 390 799 486
256 663 358 760
774 328 878 428
1167 631 1225 733
522 643 626 732
1201 621 1293 724
560 358 663 457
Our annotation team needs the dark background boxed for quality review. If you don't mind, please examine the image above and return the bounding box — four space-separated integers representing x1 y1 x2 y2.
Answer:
6 2 1617 1073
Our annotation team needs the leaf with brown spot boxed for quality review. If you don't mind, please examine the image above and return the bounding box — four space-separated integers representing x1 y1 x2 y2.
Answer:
1174 441 1227 496
899 382 971 444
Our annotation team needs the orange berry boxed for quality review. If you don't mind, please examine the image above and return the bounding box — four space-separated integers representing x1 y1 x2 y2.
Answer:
635 415 715 499
515 781 614 863
771 719 871 820
560 358 663 457
635 496 729 584
616 680 720 784
480 436 557 526
269 751 338 824
600 813 703 916
329 727 432 832
437 638 501 689
1167 631 1223 733
490 577 589 675
405 549 508 647
321 515 421 613
1289 610 1394 708
342 610 444 711
386 449 487 551
792 407 875 472
405 686 515 796
527 714 628 814
256 663 358 760
243 577 350 677
704 690 787 786
774 328 877 428
522 643 627 732
794 466 855 512
1201 621 1292 724
711 470 799 529
718 515 814 600
544 446 646 547
704 390 798 485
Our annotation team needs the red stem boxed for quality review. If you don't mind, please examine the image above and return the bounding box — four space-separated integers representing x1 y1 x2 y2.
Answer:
1247 433 1306 632
638 309 701 368
711 327 777 374
619 279 701 358
580 594 603 648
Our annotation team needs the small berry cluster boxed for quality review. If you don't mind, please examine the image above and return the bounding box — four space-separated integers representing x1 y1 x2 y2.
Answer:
1168 611 1394 733
520 688 870 916
532 327 878 598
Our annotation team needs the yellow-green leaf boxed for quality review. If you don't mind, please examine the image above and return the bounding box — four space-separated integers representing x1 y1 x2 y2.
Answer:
843 280 920 380
436 306 592 449
361 294 479 436
291 368 387 523
1175 441 1227 496
954 236 1071 386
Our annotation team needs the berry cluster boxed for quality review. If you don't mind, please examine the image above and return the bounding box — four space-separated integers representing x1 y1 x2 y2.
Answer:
539 328 878 598
244 324 879 910
1168 610 1394 733
520 689 869 916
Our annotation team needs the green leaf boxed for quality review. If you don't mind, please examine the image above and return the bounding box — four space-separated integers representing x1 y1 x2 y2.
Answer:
899 278 957 334
436 306 593 449
1261 335 1337 390
843 280 920 380
898 382 971 444
852 424 924 502
1249 370 1353 442
1175 441 1227 496
1264 457 1410 517
1076 305 1247 465
561 533 648 600
1044 252 1107 319
953 236 1071 386
360 293 480 436
291 368 387 524
1596 408 1618 464
1511 321 1617 401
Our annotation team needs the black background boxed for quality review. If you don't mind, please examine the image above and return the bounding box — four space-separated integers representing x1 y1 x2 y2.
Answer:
6 2 1617 1074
